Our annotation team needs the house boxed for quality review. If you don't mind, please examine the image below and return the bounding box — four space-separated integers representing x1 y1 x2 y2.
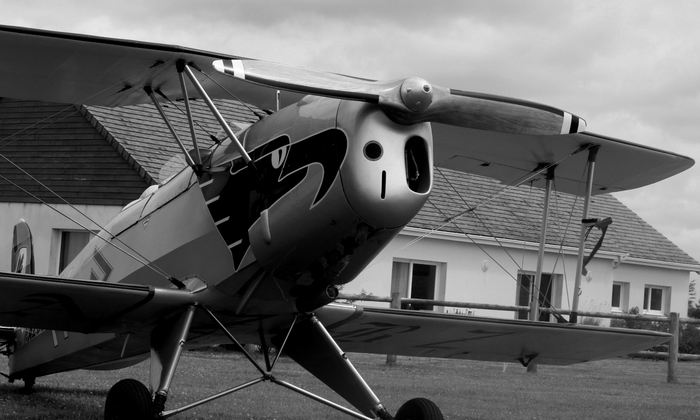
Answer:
344 168 700 321
1 97 697 322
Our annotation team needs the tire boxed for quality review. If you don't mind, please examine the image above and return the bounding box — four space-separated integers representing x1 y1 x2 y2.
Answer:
104 379 153 420
395 398 444 420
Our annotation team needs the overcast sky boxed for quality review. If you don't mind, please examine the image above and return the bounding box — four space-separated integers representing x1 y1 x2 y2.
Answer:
2 0 699 287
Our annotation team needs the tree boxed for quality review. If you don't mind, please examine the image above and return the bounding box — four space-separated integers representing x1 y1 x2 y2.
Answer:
689 279 697 308
689 279 700 319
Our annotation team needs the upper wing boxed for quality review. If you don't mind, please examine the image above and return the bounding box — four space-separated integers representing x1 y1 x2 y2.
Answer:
432 123 693 196
0 272 197 334
316 303 669 366
0 24 692 194
0 24 283 109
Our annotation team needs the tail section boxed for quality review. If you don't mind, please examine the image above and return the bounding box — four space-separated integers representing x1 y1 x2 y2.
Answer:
11 219 34 275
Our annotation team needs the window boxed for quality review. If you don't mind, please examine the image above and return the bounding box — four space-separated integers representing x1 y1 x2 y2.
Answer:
408 264 436 310
643 285 668 315
58 230 93 274
391 260 445 311
515 272 562 322
611 282 629 312
612 284 621 308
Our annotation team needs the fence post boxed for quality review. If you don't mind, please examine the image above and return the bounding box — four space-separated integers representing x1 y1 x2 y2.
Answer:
667 312 679 383
386 292 401 365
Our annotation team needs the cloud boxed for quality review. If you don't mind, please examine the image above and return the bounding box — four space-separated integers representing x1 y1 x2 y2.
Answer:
2 0 699 264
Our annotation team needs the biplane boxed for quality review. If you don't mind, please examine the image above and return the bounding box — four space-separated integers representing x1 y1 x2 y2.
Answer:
0 24 692 420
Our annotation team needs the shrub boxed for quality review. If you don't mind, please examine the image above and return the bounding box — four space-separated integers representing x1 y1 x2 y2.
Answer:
611 307 700 354
580 317 602 326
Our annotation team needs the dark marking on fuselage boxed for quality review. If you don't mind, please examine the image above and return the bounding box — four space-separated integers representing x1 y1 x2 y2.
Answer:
204 129 348 271
89 249 113 281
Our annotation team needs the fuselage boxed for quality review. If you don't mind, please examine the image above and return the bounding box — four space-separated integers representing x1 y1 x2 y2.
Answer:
62 96 433 316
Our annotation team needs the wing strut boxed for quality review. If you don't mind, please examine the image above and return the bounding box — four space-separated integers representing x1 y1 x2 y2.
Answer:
179 61 256 170
144 60 258 175
528 165 556 325
145 87 199 172
176 64 203 169
571 146 600 323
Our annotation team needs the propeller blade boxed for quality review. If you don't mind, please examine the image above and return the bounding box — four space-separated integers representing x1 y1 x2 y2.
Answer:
212 59 586 135
387 86 586 135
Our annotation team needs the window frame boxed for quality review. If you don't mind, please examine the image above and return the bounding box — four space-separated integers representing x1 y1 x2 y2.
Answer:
611 281 629 313
54 229 95 275
642 285 668 316
391 259 446 312
515 271 562 322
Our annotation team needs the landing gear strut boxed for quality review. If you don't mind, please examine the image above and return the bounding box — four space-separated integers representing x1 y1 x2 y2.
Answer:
102 305 445 419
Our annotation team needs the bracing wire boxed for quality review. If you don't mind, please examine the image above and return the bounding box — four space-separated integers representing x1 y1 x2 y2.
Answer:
391 153 573 257
198 69 268 118
0 104 80 150
0 107 171 279
0 65 177 280
0 171 172 281
433 167 567 320
156 94 220 142
392 144 595 320
0 61 156 151
434 166 527 278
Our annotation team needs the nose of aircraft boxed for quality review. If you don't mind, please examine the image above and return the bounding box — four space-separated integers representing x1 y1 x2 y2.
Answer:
337 100 433 229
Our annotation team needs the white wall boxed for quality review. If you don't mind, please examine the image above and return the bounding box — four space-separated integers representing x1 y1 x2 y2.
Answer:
2 202 692 320
614 263 690 317
345 228 693 321
0 202 122 275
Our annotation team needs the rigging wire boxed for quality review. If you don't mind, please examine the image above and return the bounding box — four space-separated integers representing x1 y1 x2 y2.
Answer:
433 166 567 320
434 166 527 279
0 171 171 281
0 66 177 280
0 114 173 280
390 155 571 257
198 69 269 118
0 60 156 150
0 62 266 283
154 93 220 143
0 104 81 150
392 145 594 319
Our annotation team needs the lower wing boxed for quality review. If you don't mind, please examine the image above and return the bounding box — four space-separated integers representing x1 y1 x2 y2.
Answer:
317 303 669 366
0 272 197 334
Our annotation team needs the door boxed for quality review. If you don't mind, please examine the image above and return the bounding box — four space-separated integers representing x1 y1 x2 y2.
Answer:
516 273 553 321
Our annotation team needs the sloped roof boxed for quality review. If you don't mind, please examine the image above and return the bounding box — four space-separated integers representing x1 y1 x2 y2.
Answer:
415 167 698 266
0 98 150 205
84 99 262 182
0 97 262 206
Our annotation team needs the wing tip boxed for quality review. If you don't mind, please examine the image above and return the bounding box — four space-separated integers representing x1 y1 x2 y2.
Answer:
562 113 587 134
212 59 245 79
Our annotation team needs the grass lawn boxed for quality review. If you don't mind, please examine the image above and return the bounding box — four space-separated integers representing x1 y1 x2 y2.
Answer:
1 351 698 419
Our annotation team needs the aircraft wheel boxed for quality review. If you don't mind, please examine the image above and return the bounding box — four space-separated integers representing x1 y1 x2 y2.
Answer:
104 379 153 420
395 398 444 420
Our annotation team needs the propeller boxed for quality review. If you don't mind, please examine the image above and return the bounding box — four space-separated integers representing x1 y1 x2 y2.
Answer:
212 59 586 136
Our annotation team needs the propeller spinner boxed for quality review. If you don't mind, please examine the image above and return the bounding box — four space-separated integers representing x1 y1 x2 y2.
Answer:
212 59 586 136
